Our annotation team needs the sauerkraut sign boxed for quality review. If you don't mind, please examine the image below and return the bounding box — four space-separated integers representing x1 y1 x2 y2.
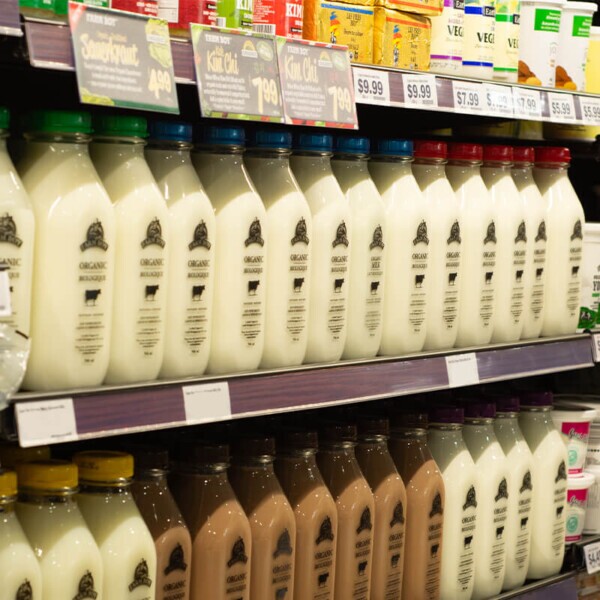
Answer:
68 3 179 113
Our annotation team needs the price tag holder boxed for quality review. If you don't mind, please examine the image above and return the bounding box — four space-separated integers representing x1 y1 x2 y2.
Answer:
16 399 78 447
580 97 600 125
513 87 543 120
585 541 600 574
402 73 438 109
353 67 390 106
446 353 480 388
484 83 514 117
548 92 577 123
452 81 484 114
183 382 232 424
69 3 178 113
0 0 22 37
277 38 357 129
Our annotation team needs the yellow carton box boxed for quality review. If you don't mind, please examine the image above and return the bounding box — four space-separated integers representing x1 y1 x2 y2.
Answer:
375 0 441 17
373 7 431 70
304 0 374 63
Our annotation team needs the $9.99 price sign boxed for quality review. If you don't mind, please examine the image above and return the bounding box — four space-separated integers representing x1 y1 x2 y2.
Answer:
354 67 390 106
402 73 437 108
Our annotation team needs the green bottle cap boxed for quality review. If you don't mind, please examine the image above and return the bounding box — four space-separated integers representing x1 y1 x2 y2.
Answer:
93 115 148 138
23 110 92 135
0 108 9 131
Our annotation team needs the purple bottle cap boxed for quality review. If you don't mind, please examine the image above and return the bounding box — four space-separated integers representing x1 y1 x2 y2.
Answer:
520 391 554 407
464 402 496 419
493 396 520 413
429 406 465 424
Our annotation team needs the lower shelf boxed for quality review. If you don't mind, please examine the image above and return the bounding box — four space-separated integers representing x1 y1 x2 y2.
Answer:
491 572 578 599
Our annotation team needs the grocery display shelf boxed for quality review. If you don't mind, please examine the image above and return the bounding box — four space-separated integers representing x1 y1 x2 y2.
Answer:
490 572 578 600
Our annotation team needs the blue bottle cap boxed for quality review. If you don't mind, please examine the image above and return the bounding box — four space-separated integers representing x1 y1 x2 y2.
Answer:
375 139 413 157
293 133 333 152
201 125 245 146
148 121 193 143
248 130 292 149
334 136 370 155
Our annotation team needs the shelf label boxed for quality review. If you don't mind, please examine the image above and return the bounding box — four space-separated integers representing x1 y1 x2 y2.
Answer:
277 38 357 128
183 382 232 424
403 73 438 109
353 67 390 106
191 25 284 122
485 83 514 117
446 353 480 388
0 0 21 37
585 541 600 574
16 399 78 447
513 87 543 120
452 81 484 114
548 92 577 123
580 97 600 125
69 3 178 113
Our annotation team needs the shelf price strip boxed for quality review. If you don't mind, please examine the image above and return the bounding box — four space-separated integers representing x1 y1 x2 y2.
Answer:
353 67 391 106
402 73 438 109
452 80 484 114
547 92 577 123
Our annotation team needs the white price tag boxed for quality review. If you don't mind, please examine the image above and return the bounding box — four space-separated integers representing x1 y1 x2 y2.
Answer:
16 398 78 447
0 267 11 317
183 381 231 424
548 92 577 123
402 73 438 108
513 87 543 120
592 333 600 362
585 541 600 574
580 97 600 125
353 67 390 106
446 353 480 388
484 83 514 117
452 81 484 114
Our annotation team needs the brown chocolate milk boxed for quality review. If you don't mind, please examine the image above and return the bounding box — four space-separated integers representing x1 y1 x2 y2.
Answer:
169 442 252 600
275 430 338 600
130 447 192 600
355 417 407 600
388 412 445 600
229 436 297 600
317 423 375 600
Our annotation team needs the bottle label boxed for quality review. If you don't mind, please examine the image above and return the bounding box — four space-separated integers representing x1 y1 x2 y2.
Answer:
272 529 294 597
490 478 509 581
443 220 461 330
314 516 335 598
288 218 310 342
353 506 373 598
457 486 477 592
242 218 265 346
426 491 444 596
328 221 350 341
226 537 249 597
529 220 547 323
514 470 533 571
480 220 497 328
568 220 583 318
129 559 153 591
386 500 406 597
462 1 495 67
365 225 385 337
511 221 527 325
410 220 429 333
552 460 568 556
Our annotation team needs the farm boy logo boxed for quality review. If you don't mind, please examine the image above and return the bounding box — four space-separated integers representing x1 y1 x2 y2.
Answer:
80 219 108 252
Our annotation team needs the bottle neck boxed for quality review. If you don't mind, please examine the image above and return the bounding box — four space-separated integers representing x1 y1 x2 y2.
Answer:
0 498 15 514
482 161 512 174
79 481 133 495
429 424 464 441
290 152 333 173
93 137 146 159
534 162 569 172
413 158 447 179
512 162 533 176
19 490 78 505
147 142 193 163
135 469 170 487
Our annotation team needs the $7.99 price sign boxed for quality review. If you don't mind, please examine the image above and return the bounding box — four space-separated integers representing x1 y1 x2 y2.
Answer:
452 81 484 114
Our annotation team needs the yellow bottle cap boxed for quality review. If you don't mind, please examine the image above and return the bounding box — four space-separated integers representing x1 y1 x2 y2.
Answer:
0 469 17 498
0 444 51 469
16 460 78 492
73 451 134 483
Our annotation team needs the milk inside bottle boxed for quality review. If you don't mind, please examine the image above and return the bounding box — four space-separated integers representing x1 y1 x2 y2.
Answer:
290 134 350 364
193 126 267 374
446 143 497 347
461 402 509 600
369 139 429 355
20 110 116 391
146 121 215 379
534 147 585 336
355 417 406 600
518 391 568 579
0 469 41 600
74 451 157 600
412 141 462 350
169 442 252 600
481 145 527 343
245 130 312 369
512 147 547 339
317 423 375 600
427 406 477 600
332 136 386 360
275 430 338 600
16 460 104 599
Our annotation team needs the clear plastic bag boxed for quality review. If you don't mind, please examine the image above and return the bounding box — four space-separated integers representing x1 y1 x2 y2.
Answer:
0 325 29 410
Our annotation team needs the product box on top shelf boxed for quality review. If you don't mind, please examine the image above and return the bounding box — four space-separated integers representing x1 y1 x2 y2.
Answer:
253 0 304 36
334 0 442 16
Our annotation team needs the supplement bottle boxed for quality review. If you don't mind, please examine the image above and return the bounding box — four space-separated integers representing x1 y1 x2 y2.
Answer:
369 139 429 356
462 0 495 78
518 391 568 579
534 147 585 336
446 143 497 347
193 126 268 374
430 0 465 74
290 134 351 364
73 451 157 600
20 110 115 391
355 417 406 600
412 141 462 351
91 115 169 385
16 460 104 598
146 121 215 379
245 130 312 369
332 136 386 360
493 0 520 81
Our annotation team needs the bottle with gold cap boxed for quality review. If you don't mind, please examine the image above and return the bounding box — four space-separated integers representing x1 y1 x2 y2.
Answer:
15 460 103 599
74 451 157 600
0 468 42 600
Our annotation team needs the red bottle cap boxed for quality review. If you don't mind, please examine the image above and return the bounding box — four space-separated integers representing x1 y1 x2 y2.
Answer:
482 145 514 163
535 146 571 164
414 140 448 160
513 147 535 164
448 143 483 161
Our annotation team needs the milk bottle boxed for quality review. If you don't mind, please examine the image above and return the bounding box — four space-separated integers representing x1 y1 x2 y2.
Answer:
534 147 585 336
481 145 527 343
317 423 375 600
74 451 157 600
427 407 477 600
461 402 509 600
388 411 445 600
229 436 296 600
146 121 215 379
332 137 386 359
193 126 267 374
493 396 534 591
290 134 351 364
355 417 406 600
518 391 568 579
0 108 34 337
512 147 547 339
0 469 41 600
20 110 116 391
275 430 338 600
412 141 462 350
446 143 497 347
169 442 252 600
369 139 429 355
245 130 312 368
16 460 104 599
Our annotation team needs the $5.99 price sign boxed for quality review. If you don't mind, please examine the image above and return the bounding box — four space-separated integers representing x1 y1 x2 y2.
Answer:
548 92 576 123
580 97 600 125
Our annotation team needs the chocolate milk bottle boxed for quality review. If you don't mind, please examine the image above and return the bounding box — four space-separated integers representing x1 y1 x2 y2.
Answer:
355 417 407 600
389 411 445 600
317 423 375 600
169 441 252 600
130 447 192 600
275 430 338 600
229 436 296 600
